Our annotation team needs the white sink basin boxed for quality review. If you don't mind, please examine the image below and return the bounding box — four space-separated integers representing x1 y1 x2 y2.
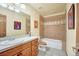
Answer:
0 39 23 45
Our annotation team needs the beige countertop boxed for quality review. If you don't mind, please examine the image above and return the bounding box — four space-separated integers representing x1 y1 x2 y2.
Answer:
0 36 38 53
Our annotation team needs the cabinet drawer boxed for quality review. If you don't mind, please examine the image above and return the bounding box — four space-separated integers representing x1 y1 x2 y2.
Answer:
22 42 31 50
32 39 38 45
0 45 22 56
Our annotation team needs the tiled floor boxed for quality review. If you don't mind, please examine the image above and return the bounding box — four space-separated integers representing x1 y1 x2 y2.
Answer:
38 47 66 56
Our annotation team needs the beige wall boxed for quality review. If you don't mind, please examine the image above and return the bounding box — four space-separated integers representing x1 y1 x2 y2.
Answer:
0 6 27 36
66 4 76 56
44 14 66 41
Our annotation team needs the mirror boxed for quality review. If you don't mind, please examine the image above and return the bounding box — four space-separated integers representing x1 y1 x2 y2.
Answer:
21 12 31 35
26 15 30 35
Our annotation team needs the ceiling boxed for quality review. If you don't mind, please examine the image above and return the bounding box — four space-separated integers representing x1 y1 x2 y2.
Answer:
28 3 66 17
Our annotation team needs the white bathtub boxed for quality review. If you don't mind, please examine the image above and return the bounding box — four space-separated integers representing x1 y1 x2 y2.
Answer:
41 38 62 49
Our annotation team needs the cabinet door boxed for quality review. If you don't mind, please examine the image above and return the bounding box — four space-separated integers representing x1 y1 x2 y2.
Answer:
32 46 38 56
21 48 31 56
0 45 22 56
31 39 38 56
21 42 32 56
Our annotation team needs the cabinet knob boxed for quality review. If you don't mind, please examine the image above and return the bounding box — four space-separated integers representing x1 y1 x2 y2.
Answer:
17 52 22 56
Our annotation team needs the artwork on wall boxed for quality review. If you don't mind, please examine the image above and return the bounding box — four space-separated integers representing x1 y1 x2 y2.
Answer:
68 4 75 29
14 21 21 30
34 20 38 28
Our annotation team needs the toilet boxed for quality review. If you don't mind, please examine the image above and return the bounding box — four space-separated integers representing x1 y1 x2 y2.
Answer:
38 40 47 52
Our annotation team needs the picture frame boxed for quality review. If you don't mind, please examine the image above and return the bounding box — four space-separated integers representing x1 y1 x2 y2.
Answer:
14 21 21 30
68 4 75 29
34 20 38 28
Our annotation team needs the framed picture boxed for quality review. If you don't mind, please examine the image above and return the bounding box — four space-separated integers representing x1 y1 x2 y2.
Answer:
34 20 38 28
68 4 75 29
14 21 21 30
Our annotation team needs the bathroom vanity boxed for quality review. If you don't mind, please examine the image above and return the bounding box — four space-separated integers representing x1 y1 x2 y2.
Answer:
0 36 38 56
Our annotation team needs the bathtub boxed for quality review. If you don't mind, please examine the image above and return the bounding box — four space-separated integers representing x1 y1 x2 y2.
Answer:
41 38 62 49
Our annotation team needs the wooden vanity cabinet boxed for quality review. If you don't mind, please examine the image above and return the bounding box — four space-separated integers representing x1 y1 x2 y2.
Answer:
0 39 38 56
